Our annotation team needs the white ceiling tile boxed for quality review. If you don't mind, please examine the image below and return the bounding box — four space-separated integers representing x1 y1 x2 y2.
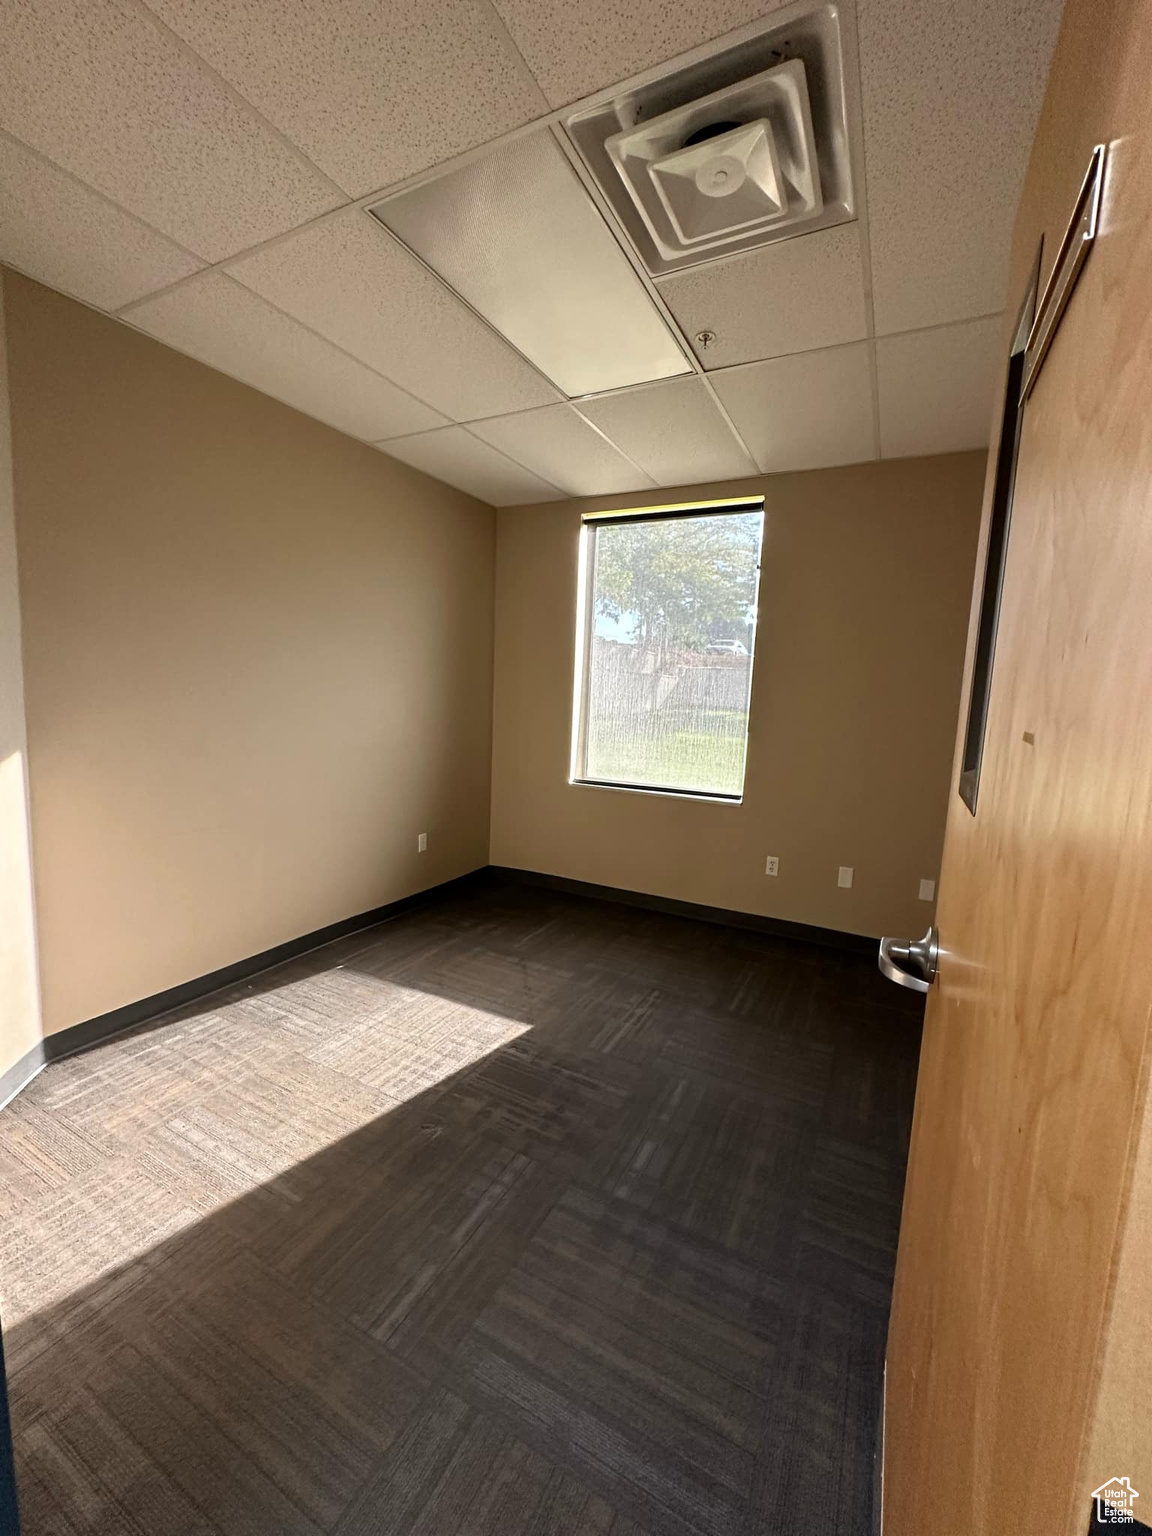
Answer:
227 208 561 423
492 0 792 108
876 316 1001 459
378 427 566 506
138 0 548 198
0 133 202 310
577 377 757 488
656 225 869 370
859 0 1064 335
469 405 658 496
711 343 876 473
125 272 449 442
374 130 690 396
0 0 342 262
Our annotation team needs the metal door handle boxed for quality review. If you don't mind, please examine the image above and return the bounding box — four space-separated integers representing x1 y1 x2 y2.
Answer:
878 927 939 993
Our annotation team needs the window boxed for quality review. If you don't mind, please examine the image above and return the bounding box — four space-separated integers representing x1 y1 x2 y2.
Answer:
571 501 765 800
958 249 1040 814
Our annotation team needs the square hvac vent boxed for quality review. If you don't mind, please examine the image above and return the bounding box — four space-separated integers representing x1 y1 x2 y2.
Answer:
564 1 857 276
606 59 822 261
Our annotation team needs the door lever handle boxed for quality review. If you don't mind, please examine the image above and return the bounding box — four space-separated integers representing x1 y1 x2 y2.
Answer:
878 927 939 993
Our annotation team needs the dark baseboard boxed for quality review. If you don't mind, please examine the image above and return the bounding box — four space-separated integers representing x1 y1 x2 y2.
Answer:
38 862 875 1070
0 1040 46 1110
42 868 489 1065
487 866 876 954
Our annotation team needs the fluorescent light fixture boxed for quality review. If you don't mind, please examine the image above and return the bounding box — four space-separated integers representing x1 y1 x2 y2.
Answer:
368 131 691 398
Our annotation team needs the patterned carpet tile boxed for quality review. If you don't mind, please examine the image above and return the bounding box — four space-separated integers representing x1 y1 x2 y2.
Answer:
0 877 921 1535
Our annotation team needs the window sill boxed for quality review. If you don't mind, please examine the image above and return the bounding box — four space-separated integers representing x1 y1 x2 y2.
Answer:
569 777 743 805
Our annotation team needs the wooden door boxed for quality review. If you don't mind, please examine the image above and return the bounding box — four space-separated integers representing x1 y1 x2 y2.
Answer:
883 0 1152 1532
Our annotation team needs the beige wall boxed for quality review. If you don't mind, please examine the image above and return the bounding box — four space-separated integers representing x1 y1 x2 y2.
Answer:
2 261 986 1037
0 274 43 1087
491 454 985 939
4 270 495 1038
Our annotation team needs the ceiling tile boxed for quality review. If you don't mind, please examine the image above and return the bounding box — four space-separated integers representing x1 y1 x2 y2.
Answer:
491 0 791 108
859 0 1064 335
126 272 449 442
469 405 658 496
227 208 561 423
0 0 343 262
378 427 566 506
656 225 869 370
577 377 757 487
0 133 202 311
711 343 876 473
139 0 548 198
876 316 1001 459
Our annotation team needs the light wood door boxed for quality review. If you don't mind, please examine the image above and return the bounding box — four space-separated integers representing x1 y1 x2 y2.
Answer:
883 0 1152 1531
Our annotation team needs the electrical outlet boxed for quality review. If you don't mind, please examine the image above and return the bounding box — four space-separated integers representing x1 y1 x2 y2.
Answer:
919 878 936 901
765 855 779 877
837 866 853 889
417 832 428 853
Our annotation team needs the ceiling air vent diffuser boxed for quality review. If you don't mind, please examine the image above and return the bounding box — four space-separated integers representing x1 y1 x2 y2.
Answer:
606 60 823 262
564 1 858 276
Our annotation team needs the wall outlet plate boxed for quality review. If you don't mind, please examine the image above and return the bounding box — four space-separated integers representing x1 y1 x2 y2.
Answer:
765 855 779 876
417 833 428 852
837 865 853 888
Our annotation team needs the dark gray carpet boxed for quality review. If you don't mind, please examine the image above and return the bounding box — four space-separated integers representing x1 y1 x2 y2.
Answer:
0 877 922 1534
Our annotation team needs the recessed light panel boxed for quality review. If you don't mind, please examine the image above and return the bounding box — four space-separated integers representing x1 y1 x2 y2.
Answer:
368 130 691 398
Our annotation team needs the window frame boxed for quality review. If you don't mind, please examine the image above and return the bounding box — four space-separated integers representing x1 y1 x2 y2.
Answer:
957 245 1042 815
569 497 765 803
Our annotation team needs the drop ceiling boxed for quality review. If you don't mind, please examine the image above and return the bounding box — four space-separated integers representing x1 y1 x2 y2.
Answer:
0 0 1065 507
